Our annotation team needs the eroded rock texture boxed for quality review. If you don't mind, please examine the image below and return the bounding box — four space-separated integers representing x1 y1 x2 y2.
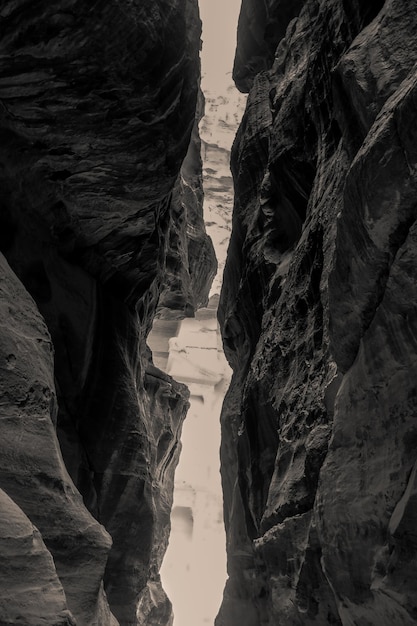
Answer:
218 1 417 624
0 1 212 624
199 81 247 296
157 90 217 318
0 252 114 625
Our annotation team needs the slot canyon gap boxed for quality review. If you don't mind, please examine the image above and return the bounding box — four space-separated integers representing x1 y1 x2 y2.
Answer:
0 2 417 626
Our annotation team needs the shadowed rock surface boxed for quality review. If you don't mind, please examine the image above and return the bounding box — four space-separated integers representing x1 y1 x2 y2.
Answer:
0 1 215 624
0 252 115 625
218 0 417 624
157 90 217 318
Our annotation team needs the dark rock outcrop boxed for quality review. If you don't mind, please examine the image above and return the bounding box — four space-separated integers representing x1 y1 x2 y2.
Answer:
157 90 217 318
233 0 305 93
0 251 114 625
218 1 417 624
0 1 214 624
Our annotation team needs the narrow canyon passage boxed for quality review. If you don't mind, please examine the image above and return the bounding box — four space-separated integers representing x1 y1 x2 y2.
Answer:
1 2 417 626
148 2 245 623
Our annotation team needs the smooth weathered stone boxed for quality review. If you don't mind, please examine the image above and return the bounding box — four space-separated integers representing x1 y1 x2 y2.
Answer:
0 252 115 625
0 487 75 626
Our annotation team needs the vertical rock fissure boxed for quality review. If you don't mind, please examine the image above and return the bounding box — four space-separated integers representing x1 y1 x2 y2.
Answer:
149 5 247 625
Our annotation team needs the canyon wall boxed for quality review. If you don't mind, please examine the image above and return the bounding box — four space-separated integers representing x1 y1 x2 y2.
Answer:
0 1 215 625
218 1 417 624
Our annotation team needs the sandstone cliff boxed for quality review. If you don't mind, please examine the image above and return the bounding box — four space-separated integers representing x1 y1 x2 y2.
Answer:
218 1 417 624
0 1 214 624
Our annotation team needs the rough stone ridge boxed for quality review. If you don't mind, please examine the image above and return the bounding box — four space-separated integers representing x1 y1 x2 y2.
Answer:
218 1 417 624
157 89 217 318
0 1 214 624
0 487 75 626
0 252 115 624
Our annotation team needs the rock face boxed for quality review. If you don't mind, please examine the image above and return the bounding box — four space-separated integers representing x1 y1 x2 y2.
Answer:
233 0 305 92
218 1 417 624
0 251 115 625
157 90 217 317
0 1 214 624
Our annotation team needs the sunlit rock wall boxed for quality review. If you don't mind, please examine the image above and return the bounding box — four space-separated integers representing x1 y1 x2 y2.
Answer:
218 1 417 624
0 1 214 624
199 83 247 295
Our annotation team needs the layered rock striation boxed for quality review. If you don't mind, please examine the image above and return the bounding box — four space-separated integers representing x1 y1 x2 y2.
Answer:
0 1 214 624
218 1 417 624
